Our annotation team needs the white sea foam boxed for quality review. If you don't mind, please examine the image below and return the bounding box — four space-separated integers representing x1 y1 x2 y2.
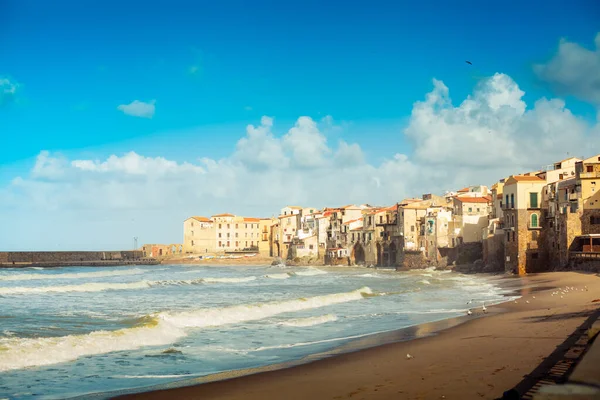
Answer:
418 279 431 285
0 286 372 372
0 280 153 295
357 273 381 278
293 268 327 276
0 268 145 282
201 276 257 283
264 273 291 280
0 275 259 295
114 374 197 379
279 314 338 327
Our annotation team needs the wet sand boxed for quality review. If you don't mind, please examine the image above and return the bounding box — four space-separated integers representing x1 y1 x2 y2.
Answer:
113 272 600 400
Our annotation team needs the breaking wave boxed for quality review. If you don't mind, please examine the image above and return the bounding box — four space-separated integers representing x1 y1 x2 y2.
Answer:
0 276 259 295
293 268 327 276
0 268 145 282
0 286 373 372
279 314 338 327
264 273 291 280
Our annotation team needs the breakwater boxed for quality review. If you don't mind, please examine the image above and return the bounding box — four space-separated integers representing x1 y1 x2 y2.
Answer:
0 251 159 268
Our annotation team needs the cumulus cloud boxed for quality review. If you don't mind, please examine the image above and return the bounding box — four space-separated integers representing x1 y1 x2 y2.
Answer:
0 76 19 106
117 100 156 118
534 33 600 105
1 71 599 249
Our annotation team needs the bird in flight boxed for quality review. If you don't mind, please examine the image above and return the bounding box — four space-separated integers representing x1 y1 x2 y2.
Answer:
465 61 472 65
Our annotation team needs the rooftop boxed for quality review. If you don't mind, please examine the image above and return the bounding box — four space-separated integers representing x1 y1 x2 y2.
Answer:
189 216 212 223
455 196 491 204
212 213 235 217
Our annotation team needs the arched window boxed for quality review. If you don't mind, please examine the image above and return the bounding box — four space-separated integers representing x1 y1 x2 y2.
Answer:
531 213 538 228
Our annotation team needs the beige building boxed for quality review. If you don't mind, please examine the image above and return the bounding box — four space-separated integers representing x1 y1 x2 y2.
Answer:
502 174 546 274
259 218 277 257
398 199 431 250
183 216 215 253
184 213 262 254
453 196 492 243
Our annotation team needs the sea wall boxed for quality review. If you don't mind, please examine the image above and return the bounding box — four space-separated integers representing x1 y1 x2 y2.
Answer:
0 251 144 263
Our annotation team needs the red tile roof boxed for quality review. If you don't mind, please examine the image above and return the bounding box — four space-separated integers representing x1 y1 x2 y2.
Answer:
457 187 470 193
212 213 235 217
243 217 260 222
189 216 212 223
455 196 491 204
343 218 363 225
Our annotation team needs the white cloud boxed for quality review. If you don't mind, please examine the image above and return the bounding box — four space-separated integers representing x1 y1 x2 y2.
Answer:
117 100 156 118
534 33 600 105
1 71 599 250
0 76 19 106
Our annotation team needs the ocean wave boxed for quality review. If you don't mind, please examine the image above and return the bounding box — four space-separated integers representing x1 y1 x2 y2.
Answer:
201 276 257 283
279 314 338 327
293 268 327 276
0 268 145 282
356 273 381 278
264 273 291 280
0 275 259 295
418 279 431 285
0 280 153 295
114 374 197 379
0 286 373 372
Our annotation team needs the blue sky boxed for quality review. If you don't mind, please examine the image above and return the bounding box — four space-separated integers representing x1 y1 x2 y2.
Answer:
1 0 599 249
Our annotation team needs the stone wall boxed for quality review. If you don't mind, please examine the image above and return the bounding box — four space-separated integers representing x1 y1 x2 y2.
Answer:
397 250 427 270
0 251 143 263
581 209 600 235
483 233 504 271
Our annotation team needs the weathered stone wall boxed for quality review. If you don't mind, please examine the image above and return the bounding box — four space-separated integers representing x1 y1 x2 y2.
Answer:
581 209 600 235
483 233 504 271
0 251 143 263
397 251 427 270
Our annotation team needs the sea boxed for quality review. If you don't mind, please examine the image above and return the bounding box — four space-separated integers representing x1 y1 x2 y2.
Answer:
0 265 519 399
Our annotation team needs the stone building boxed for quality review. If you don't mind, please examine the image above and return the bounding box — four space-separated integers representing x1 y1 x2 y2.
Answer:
183 214 262 254
183 216 215 253
452 196 492 243
259 218 277 257
577 155 600 234
502 174 546 274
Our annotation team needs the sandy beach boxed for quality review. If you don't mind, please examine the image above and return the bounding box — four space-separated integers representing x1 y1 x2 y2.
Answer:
111 271 600 400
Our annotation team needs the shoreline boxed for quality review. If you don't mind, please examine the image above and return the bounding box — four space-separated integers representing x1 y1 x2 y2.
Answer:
101 271 600 400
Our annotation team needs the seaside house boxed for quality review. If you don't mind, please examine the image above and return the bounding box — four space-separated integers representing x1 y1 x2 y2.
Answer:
183 216 215 253
142 243 183 258
577 155 600 234
259 217 277 257
502 174 546 275
183 214 263 254
419 205 454 266
452 196 492 243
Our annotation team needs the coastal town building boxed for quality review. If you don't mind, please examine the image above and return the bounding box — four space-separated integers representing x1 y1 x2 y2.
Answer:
453 196 492 243
183 214 261 254
502 174 546 275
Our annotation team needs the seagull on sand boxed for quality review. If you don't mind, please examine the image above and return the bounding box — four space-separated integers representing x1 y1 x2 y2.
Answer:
482 303 487 313
406 354 414 360
467 309 473 316
467 299 474 305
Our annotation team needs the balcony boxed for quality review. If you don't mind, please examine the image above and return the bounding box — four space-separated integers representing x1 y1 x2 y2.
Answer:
527 202 541 210
580 171 600 179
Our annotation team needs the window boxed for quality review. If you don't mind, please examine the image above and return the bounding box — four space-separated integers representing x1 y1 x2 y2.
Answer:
505 195 509 207
219 224 222 229
468 207 473 212
251 241 254 246
236 241 238 247
235 224 238 229
477 208 480 212
530 213 538 228
227 224 230 229
379 216 383 223
219 233 222 238
411 225 415 232
591 216 600 225
191 240 194 246
368 232 372 241
499 201 503 209
219 241 222 247
245 233 248 237
227 241 230 247
227 233 230 238
352 233 355 241
587 165 594 173
510 194 514 208
245 224 248 228
245 241 248 246
529 192 539 208
236 233 239 238
191 230 194 236
191 222 194 227
512 231 516 241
